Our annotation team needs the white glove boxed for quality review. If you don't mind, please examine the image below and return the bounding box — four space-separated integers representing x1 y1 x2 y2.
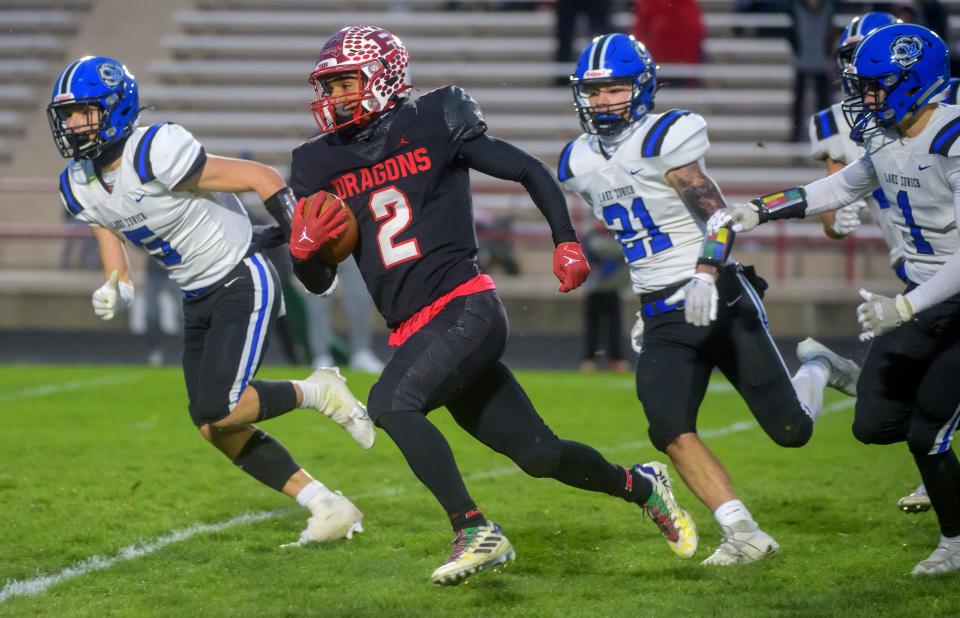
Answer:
706 203 760 234
856 288 914 341
831 201 864 236
666 272 718 327
630 311 645 354
91 270 134 320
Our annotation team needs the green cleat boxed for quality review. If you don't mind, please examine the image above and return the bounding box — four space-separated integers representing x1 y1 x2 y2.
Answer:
635 462 698 559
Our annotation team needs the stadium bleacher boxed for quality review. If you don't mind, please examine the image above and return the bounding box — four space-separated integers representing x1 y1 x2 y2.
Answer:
0 0 953 334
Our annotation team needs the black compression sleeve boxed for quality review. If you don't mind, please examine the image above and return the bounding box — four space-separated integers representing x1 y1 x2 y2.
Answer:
457 134 578 245
291 257 338 295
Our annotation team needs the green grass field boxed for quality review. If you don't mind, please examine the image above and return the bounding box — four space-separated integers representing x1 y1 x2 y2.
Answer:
1 364 956 617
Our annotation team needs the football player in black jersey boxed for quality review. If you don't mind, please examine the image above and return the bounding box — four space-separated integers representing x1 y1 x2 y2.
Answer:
288 26 698 585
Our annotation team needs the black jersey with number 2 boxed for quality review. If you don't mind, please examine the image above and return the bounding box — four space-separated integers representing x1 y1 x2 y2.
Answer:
290 86 487 327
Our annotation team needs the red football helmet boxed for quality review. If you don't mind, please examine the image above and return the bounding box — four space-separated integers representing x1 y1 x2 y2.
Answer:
309 26 412 133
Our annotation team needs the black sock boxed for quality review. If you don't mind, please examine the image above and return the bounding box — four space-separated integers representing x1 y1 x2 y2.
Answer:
448 503 486 532
914 449 960 537
250 380 299 421
553 440 653 505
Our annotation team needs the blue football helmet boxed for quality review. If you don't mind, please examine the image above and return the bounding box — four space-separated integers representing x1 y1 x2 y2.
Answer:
47 56 140 160
570 33 657 136
835 12 900 96
842 24 950 142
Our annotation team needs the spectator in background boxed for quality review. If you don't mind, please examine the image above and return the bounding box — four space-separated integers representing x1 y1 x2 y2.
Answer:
554 0 612 84
632 0 705 65
789 0 835 142
302 256 385 373
581 224 629 373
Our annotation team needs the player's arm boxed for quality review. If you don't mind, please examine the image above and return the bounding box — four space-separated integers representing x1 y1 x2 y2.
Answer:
89 225 134 320
665 159 730 278
457 134 590 292
174 154 296 236
820 158 859 239
858 174 960 339
707 156 879 234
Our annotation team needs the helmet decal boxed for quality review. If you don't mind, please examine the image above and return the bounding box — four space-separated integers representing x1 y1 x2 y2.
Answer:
890 36 924 69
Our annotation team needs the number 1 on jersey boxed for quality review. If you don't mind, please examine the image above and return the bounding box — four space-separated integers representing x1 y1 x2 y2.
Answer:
369 185 421 268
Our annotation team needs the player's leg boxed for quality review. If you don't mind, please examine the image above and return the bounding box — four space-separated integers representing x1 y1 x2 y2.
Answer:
446 358 697 560
635 308 771 564
713 267 815 447
367 291 520 583
196 255 373 447
906 315 960 575
182 255 363 542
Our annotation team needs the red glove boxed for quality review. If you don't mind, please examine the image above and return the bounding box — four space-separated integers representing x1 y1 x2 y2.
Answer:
552 241 591 293
289 193 350 261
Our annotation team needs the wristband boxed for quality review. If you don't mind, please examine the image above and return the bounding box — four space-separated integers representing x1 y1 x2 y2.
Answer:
753 187 808 223
697 225 735 269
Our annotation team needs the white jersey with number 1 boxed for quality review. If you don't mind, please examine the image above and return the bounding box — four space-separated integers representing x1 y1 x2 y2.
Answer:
57 122 252 292
559 109 710 295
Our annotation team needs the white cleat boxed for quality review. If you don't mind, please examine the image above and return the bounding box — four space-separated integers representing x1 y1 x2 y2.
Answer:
430 521 516 585
796 337 860 397
912 539 960 575
898 484 932 514
702 520 779 566
300 367 375 449
282 491 364 547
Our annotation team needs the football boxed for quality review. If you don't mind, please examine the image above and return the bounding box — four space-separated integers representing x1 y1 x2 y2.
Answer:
302 190 358 265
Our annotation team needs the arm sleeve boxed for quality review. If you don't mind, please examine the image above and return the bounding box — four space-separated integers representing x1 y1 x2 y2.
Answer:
292 258 338 296
905 171 960 313
457 134 578 245
802 156 879 216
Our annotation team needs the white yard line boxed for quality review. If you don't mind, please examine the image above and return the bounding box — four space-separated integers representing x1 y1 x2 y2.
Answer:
0 510 283 603
0 397 855 603
0 374 143 402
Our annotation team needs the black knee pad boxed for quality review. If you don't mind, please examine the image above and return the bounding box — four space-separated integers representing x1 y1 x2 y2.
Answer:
512 440 561 478
231 429 300 492
249 380 298 421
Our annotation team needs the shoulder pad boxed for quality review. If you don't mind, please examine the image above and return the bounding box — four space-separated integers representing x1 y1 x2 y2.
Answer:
58 165 85 215
431 85 486 144
557 138 577 182
930 112 960 157
132 122 169 183
641 109 698 158
811 107 840 141
948 78 960 105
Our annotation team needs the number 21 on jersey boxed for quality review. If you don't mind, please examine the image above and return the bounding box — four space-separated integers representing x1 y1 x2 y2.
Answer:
602 196 673 262
369 185 421 268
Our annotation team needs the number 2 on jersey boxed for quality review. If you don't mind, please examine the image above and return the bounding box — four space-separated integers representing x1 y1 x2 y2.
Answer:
369 185 421 268
602 196 672 262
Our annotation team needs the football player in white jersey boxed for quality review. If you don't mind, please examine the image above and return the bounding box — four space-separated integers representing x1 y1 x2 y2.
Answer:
709 24 960 574
560 34 860 565
809 13 904 257
814 16 960 516
48 56 373 545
